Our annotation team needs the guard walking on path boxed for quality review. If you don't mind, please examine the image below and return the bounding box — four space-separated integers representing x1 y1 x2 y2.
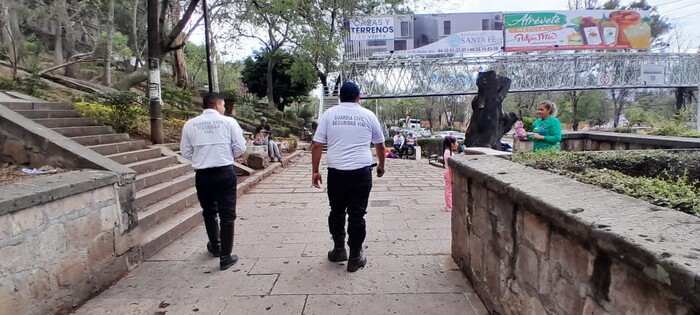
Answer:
311 82 386 272
180 93 247 270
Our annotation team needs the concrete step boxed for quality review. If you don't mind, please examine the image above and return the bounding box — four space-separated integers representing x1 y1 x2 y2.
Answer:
32 118 97 128
134 163 193 191
107 148 163 165
141 205 202 259
52 126 114 137
126 155 179 175
138 187 198 231
88 140 147 156
71 133 131 146
14 110 81 119
133 172 195 210
3 91 46 102
2 102 72 110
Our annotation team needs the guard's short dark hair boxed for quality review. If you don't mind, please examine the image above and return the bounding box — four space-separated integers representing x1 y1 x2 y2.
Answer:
203 92 223 109
339 82 361 102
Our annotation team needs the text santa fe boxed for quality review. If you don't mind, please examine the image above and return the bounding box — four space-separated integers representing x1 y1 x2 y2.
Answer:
349 17 395 40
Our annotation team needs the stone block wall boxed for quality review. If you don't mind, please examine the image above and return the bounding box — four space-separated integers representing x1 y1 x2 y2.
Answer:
0 171 138 315
450 156 700 315
562 132 700 152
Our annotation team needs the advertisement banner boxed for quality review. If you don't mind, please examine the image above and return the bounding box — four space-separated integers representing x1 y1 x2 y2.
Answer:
349 16 396 40
345 12 504 58
504 10 652 51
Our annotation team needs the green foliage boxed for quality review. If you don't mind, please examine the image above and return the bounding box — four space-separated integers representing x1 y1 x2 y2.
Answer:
613 126 635 133
241 50 316 111
512 150 700 214
271 126 291 137
0 75 49 98
95 31 132 61
236 104 256 120
161 86 195 110
162 108 199 120
624 107 653 126
650 121 700 138
522 117 536 132
73 91 146 133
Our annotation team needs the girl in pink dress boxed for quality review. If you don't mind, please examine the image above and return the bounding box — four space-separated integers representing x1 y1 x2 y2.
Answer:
443 136 458 212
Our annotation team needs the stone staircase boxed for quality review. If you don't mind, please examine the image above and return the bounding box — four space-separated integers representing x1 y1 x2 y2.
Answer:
1 92 201 258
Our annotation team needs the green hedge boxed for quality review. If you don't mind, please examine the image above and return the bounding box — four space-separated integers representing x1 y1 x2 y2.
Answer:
512 150 700 215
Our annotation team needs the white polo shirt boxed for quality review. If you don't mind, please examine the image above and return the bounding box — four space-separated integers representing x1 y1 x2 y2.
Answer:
180 109 247 170
313 102 385 170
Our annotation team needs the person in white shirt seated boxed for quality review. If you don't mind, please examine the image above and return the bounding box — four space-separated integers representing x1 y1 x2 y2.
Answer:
180 93 247 271
393 132 405 158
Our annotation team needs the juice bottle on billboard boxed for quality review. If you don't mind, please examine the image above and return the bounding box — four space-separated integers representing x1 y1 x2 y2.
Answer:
609 11 641 46
601 19 618 46
624 23 651 49
580 17 602 45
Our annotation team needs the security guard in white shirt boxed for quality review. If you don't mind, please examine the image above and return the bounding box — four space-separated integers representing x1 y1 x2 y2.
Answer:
311 82 386 272
180 93 247 270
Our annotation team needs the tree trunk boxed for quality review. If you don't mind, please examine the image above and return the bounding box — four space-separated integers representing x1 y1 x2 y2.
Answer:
103 0 115 86
611 89 628 128
464 71 518 150
170 0 189 88
570 91 581 131
53 19 64 74
211 39 220 92
116 68 148 90
266 55 276 109
0 3 17 79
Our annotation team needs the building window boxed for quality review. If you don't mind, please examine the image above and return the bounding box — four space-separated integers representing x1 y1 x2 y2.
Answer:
394 40 407 51
367 40 386 47
482 19 490 30
401 21 410 37
444 21 451 35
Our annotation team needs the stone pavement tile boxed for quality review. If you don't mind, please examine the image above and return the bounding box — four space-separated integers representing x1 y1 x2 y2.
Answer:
382 212 429 221
199 273 279 297
433 255 462 271
433 227 452 240
302 240 422 258
218 295 307 315
385 228 441 241
416 239 452 255
72 298 156 315
251 255 447 275
406 218 450 229
303 293 478 315
282 231 332 244
465 293 489 315
236 243 307 258
234 232 287 245
266 221 316 233
143 297 229 314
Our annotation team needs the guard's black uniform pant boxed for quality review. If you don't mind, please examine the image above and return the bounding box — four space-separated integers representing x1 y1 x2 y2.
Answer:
327 166 372 249
195 165 237 223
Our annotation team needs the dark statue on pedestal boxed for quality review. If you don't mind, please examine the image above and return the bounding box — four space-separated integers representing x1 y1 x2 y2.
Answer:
464 71 519 150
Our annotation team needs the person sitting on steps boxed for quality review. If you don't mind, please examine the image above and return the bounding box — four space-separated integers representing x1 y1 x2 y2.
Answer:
254 117 283 163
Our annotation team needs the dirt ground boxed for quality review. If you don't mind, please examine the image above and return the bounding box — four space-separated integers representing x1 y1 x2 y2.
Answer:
0 163 64 186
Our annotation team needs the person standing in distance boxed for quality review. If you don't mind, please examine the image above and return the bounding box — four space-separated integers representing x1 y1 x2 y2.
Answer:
180 93 247 270
311 82 386 273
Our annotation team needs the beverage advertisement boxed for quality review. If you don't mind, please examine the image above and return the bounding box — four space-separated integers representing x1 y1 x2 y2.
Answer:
504 10 652 51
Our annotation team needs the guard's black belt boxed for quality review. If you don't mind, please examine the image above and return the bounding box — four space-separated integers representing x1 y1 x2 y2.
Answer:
195 165 234 173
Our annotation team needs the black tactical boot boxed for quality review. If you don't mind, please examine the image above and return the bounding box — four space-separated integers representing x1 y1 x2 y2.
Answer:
327 237 348 262
347 248 366 272
204 218 220 257
219 222 239 270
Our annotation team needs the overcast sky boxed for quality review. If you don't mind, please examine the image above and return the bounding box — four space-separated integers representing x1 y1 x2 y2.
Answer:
192 0 700 60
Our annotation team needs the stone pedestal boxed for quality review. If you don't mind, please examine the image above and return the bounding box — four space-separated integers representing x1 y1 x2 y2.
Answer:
247 154 269 170
513 138 533 153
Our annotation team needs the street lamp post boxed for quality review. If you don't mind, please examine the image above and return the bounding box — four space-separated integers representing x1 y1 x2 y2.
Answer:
202 0 214 93
147 0 163 144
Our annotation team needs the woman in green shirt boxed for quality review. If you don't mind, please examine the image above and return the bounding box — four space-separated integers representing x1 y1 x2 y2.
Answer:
527 101 562 151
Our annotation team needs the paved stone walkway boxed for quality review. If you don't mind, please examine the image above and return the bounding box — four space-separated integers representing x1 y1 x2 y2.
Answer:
75 154 486 315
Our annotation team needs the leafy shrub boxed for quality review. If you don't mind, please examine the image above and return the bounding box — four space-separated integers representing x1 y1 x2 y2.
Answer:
649 121 700 138
0 75 48 98
162 86 196 111
512 150 700 214
613 126 634 133
162 108 199 120
74 101 145 133
522 117 536 132
132 116 184 143
236 104 256 120
271 126 291 137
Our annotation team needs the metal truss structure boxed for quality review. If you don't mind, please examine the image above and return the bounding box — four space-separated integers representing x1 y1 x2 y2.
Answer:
341 53 700 99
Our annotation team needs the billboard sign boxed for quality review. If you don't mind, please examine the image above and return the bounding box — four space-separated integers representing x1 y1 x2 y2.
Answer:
349 17 396 40
345 12 504 58
504 10 652 51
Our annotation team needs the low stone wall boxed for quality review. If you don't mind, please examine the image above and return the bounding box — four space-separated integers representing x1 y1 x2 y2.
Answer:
562 132 700 151
450 156 700 315
0 171 138 315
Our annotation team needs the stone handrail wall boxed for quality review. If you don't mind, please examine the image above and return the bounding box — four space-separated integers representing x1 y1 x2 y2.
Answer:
0 171 139 315
449 156 700 315
562 132 700 151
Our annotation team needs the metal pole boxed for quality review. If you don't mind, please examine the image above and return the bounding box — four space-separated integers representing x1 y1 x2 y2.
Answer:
697 84 700 132
147 0 163 144
202 0 214 93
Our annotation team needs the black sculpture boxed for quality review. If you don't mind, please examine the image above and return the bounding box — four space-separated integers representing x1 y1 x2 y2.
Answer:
464 71 518 150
